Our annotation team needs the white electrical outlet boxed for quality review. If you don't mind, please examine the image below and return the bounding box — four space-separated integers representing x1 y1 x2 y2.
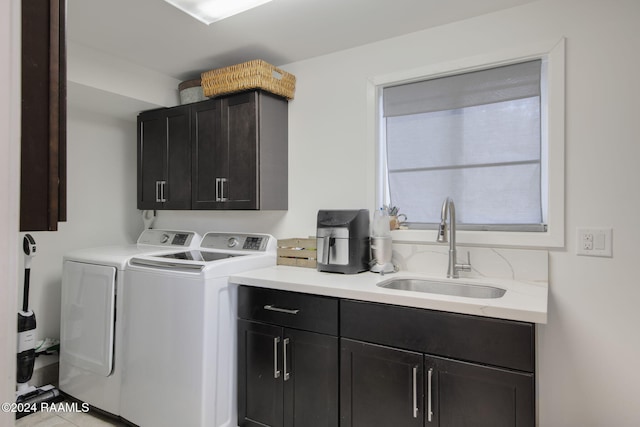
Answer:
576 227 612 257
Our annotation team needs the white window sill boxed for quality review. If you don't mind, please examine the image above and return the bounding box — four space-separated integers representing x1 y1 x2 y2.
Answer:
391 227 563 249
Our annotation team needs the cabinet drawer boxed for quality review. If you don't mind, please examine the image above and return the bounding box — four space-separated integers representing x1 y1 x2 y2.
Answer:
238 286 338 335
341 299 534 372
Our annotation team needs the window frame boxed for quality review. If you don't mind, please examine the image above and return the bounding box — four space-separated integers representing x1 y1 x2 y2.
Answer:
368 38 565 248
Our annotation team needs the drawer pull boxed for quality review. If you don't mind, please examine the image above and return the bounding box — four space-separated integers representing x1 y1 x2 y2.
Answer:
264 304 300 315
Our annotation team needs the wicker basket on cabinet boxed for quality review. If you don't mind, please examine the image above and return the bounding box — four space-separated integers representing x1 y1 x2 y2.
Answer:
201 59 296 100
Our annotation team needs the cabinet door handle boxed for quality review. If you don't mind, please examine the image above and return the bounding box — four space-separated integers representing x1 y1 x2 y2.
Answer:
155 181 161 202
264 305 300 315
160 181 167 202
427 367 433 423
283 338 290 381
220 178 227 202
215 177 228 202
413 366 419 418
273 337 281 379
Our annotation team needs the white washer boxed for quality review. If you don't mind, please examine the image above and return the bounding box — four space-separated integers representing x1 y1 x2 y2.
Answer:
59 229 201 416
121 232 276 427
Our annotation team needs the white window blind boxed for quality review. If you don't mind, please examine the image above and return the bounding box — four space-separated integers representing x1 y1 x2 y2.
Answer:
382 60 544 230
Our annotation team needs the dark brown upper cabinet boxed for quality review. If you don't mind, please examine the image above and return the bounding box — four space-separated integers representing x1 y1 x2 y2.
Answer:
20 0 67 231
138 90 288 211
137 105 192 210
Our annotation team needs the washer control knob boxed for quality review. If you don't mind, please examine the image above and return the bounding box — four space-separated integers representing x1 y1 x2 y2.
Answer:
227 237 239 248
161 233 170 244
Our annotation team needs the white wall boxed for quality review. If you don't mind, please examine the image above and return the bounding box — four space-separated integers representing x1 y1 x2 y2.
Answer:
157 2 640 425
8 0 639 425
19 104 144 343
1 0 20 424
15 45 173 354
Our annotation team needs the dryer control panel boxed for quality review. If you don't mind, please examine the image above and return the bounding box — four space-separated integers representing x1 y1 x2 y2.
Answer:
137 230 199 248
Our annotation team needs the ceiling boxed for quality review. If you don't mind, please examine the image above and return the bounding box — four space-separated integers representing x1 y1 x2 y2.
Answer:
67 0 536 82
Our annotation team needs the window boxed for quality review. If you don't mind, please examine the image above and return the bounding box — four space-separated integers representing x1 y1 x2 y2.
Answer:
382 60 545 230
372 39 565 247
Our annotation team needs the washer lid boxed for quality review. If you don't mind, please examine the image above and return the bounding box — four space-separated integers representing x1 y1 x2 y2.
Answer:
158 250 246 262
129 250 247 271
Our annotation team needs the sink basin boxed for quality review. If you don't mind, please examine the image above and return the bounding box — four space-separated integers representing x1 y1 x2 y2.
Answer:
377 278 506 299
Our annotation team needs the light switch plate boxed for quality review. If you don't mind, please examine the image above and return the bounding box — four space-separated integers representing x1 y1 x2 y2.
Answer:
576 227 612 257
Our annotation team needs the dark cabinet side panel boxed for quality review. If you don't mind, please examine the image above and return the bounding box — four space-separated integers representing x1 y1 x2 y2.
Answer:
20 0 66 231
257 92 288 210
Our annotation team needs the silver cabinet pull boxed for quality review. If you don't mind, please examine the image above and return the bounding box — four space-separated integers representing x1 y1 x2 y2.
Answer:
264 305 300 315
160 181 167 202
427 368 433 422
220 178 228 201
412 366 419 418
283 338 290 381
273 337 281 379
215 177 228 202
155 181 167 203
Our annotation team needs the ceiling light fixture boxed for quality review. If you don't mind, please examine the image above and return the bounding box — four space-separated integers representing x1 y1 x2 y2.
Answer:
163 0 273 25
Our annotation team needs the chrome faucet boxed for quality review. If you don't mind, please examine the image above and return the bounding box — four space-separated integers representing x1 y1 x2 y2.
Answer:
436 197 471 278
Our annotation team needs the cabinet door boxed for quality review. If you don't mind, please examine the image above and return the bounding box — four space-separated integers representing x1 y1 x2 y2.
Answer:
341 339 423 427
137 110 166 209
284 329 338 427
164 106 191 209
425 355 534 427
137 106 190 209
192 99 225 209
238 320 284 427
223 92 259 209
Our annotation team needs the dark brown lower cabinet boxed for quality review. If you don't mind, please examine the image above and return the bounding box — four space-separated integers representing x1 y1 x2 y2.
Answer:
339 299 535 427
237 290 536 427
426 355 534 427
340 339 534 427
340 339 423 427
238 320 339 427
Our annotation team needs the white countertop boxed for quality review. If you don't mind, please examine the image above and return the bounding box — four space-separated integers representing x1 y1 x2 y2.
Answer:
230 265 548 324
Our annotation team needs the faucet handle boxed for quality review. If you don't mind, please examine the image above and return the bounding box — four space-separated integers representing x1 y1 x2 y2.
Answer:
455 251 472 273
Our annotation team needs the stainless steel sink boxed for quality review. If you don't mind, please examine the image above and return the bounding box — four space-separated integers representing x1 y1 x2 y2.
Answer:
377 278 506 299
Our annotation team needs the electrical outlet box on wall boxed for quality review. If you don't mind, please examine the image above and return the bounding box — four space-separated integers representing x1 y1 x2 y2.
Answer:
576 227 613 257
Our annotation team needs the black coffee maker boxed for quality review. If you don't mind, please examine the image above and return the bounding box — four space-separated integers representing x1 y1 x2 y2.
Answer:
316 210 370 274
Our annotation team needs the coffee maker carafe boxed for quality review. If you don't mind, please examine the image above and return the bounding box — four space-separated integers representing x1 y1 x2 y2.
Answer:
316 210 370 274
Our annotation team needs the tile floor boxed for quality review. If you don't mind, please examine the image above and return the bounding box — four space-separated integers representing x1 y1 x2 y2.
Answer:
15 404 129 427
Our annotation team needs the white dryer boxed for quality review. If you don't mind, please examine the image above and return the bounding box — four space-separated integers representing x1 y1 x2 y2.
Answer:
59 229 201 416
121 232 277 427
